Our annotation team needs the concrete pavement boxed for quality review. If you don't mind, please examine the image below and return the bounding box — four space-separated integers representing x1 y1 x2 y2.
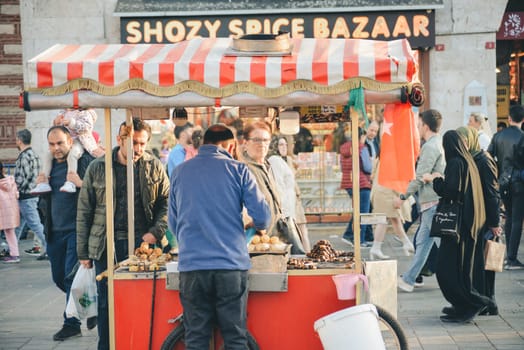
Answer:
1 225 523 349
313 224 524 350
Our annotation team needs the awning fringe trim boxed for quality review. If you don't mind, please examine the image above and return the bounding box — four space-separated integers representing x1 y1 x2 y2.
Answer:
27 77 409 98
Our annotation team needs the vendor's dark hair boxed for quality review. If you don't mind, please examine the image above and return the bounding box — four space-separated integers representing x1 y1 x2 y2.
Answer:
172 107 188 120
420 109 442 133
509 104 524 123
16 129 32 144
0 161 4 179
204 124 235 144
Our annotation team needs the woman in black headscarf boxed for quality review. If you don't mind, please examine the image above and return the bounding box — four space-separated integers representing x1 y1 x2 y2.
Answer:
424 130 489 323
456 126 501 316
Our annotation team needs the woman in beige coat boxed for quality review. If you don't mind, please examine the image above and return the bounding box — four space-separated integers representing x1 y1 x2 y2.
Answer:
0 161 20 263
241 122 305 254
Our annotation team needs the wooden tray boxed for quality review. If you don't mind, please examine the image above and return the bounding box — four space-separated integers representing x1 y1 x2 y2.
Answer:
249 244 291 256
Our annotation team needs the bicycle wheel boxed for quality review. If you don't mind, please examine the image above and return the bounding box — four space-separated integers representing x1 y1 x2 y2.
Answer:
160 323 260 350
375 305 409 350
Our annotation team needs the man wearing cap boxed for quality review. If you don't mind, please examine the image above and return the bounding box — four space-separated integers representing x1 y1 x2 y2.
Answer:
168 124 270 349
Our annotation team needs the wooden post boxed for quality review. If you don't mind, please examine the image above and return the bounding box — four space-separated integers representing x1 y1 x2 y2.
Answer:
351 112 363 304
104 108 116 350
126 112 135 256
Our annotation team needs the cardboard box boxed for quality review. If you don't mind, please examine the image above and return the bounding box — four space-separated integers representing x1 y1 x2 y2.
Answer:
250 253 289 273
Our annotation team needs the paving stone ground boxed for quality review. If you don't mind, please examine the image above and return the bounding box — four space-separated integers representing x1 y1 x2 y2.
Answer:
1 224 523 349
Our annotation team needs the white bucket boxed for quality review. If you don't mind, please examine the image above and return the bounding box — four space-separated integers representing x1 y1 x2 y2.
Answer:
314 304 386 350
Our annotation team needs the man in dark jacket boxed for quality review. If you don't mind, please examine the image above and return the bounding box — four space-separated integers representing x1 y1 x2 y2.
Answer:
487 104 524 270
37 126 95 341
77 118 169 350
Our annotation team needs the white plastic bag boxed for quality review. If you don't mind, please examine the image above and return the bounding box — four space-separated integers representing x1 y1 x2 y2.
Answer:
66 265 98 319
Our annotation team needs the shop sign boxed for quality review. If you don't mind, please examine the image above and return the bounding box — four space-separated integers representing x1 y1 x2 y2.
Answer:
239 106 269 119
463 80 488 126
128 107 170 120
297 105 347 123
497 12 524 40
120 10 435 48
496 85 510 118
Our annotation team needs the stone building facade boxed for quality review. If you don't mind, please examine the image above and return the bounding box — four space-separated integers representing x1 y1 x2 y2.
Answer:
0 0 511 162
0 0 23 163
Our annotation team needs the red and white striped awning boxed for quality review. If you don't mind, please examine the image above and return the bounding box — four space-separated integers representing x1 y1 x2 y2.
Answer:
22 37 418 110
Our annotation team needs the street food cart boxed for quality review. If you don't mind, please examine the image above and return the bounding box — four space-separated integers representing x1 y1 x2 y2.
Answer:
21 35 423 349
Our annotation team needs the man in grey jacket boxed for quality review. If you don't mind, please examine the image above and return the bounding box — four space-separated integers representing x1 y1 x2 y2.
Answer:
77 118 169 350
394 109 445 292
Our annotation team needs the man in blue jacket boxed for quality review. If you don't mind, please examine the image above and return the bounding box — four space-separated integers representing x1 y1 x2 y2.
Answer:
169 124 270 350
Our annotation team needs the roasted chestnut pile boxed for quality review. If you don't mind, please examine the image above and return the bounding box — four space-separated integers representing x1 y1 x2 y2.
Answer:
306 240 354 262
287 240 354 270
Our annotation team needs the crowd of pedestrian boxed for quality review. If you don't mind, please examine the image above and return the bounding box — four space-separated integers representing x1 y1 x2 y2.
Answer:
0 109 312 348
392 105 524 325
329 105 524 325
2 103 524 348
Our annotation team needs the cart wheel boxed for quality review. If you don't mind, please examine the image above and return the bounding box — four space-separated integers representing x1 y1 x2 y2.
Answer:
160 323 185 350
160 321 260 350
375 305 409 350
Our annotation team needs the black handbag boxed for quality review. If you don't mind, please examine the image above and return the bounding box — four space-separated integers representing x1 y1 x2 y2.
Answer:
429 199 461 238
498 166 513 193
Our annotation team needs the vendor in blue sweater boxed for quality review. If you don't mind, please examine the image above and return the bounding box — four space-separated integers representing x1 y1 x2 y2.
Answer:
168 124 270 350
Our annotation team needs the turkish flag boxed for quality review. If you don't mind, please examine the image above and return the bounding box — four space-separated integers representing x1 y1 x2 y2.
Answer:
377 103 420 193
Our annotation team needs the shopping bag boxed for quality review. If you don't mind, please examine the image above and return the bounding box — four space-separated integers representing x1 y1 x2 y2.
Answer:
65 265 98 319
429 200 460 238
484 237 505 272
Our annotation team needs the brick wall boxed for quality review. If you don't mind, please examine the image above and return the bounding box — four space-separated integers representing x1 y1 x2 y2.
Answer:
0 0 23 164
